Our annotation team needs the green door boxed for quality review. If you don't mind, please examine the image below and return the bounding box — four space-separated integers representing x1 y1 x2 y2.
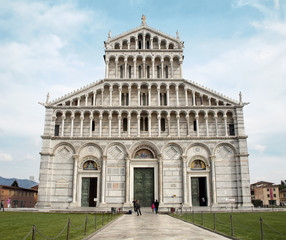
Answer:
81 178 90 207
191 177 200 206
134 168 154 207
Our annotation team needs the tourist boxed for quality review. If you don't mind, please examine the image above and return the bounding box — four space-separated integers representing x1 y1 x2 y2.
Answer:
136 200 142 216
7 198 10 208
132 199 137 212
0 200 4 211
154 199 159 214
151 201 155 213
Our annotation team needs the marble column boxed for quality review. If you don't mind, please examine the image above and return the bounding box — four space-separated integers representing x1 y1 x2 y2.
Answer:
224 116 228 136
195 115 199 137
124 60 127 79
125 155 130 203
101 88 104 105
152 59 155 79
176 86 179 106
119 87 122 106
133 59 136 78
109 87 113 106
186 115 190 137
176 114 180 137
115 60 118 78
72 154 79 204
179 60 183 78
70 115 75 137
205 116 209 136
101 156 107 204
148 114 152 137
128 86 131 106
148 87 151 106
137 115 140 137
137 86 141 106
167 115 171 137
89 115 93 137
161 60 164 78
108 114 112 137
143 60 146 78
77 97 80 106
214 115 218 136
182 155 188 205
166 87 170 106
85 94 88 106
80 115 84 137
105 60 109 79
185 88 188 106
211 155 217 204
170 59 173 79
157 114 161 137
128 114 131 137
192 92 196 106
93 92 96 106
157 87 160 106
158 154 163 203
118 115 121 137
61 115 66 137
99 114 103 137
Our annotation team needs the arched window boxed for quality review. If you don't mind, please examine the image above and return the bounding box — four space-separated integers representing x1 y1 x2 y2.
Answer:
126 93 129 106
120 65 124 78
121 93 125 105
92 120 95 131
139 66 142 78
161 118 165 131
139 41 142 49
147 65 150 78
123 118 128 131
140 117 143 131
165 66 168 78
145 117 148 131
129 65 132 78
146 41 150 49
140 117 148 131
157 65 160 78
83 160 97 170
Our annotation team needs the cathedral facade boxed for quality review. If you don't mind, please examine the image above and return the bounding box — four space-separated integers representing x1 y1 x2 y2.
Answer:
37 16 252 210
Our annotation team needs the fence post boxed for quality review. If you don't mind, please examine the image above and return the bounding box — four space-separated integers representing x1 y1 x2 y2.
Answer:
95 214 97 230
201 212 203 226
84 216 88 235
230 214 234 236
192 210 194 224
260 217 263 240
67 218 70 240
32 224 36 240
102 213 104 226
213 213 216 232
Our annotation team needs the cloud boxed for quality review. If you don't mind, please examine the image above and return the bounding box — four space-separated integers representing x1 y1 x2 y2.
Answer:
0 152 13 162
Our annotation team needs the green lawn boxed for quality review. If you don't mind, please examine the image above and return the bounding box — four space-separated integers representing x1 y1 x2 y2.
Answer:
172 211 286 240
0 212 120 240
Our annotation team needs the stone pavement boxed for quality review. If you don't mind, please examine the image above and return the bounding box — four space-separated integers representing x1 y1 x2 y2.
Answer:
89 208 229 240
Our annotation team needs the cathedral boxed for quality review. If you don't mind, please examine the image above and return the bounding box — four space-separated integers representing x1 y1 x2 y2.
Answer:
37 16 252 210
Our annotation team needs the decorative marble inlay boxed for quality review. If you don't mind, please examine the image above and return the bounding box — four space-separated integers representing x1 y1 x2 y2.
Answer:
165 146 180 159
195 147 201 152
58 146 70 159
217 146 233 159
108 145 124 160
87 146 95 154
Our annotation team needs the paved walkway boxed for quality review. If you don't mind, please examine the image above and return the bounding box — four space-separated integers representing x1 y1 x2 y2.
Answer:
89 209 229 240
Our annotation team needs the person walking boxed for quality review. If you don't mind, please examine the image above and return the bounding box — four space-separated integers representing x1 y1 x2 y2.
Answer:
136 200 142 216
132 199 137 213
154 199 159 214
7 198 10 208
151 201 155 213
0 200 4 212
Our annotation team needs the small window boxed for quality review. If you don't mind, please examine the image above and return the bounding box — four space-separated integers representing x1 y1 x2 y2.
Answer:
145 117 148 131
267 194 270 198
267 188 269 191
193 120 197 131
123 118 128 132
165 66 168 78
121 93 125 106
54 125 60 136
161 118 165 131
140 117 143 131
274 194 276 197
157 65 160 78
139 41 142 49
129 65 132 78
92 120 95 131
274 188 276 191
229 124 235 136
164 93 167 105
120 66 124 78
126 93 129 106
139 66 142 78
147 66 150 78
146 41 150 49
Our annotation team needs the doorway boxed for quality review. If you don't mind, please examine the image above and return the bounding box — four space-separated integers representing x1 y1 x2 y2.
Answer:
191 177 207 206
134 168 154 207
81 177 97 207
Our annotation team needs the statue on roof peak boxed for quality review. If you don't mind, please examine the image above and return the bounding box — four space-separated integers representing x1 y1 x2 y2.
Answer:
176 30 180 40
141 14 146 26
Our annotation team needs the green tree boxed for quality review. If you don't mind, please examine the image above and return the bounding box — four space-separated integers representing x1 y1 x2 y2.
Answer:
11 180 19 187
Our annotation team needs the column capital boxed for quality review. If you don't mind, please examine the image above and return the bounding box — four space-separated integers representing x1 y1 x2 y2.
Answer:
102 155 107 161
157 87 160 91
108 115 112 120
85 93 88 97
73 154 80 161
137 86 141 91
118 115 122 120
175 85 179 90
157 114 161 120
128 86 131 91
119 87 122 91
148 86 151 91
99 115 103 120
89 115 94 120
71 115 75 120
80 116 84 120
181 155 188 162
137 115 140 120
176 115 180 120
204 116 208 120
61 116 66 120
109 87 113 92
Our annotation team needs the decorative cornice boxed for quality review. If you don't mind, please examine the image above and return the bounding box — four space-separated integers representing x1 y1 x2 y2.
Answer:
41 135 248 141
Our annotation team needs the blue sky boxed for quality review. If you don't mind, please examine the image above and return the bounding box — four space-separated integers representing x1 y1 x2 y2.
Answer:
0 0 285 184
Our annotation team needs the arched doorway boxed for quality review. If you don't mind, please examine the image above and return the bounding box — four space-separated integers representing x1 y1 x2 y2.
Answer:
131 145 158 207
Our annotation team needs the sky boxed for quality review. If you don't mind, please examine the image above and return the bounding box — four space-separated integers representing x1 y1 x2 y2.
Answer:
0 0 285 184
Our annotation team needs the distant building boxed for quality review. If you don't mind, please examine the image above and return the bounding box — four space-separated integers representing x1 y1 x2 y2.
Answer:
251 181 280 206
279 188 286 205
0 185 38 208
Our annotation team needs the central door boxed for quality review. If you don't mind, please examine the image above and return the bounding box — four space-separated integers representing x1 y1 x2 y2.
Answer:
191 177 207 206
81 177 97 207
134 168 154 207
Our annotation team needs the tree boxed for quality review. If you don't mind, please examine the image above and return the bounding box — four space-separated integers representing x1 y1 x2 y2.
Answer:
11 180 19 187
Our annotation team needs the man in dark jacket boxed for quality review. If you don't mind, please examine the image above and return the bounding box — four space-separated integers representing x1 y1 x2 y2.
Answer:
136 200 142 216
154 199 159 214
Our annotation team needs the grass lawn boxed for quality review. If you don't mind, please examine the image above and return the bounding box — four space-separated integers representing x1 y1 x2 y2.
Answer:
173 211 286 240
0 212 120 240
